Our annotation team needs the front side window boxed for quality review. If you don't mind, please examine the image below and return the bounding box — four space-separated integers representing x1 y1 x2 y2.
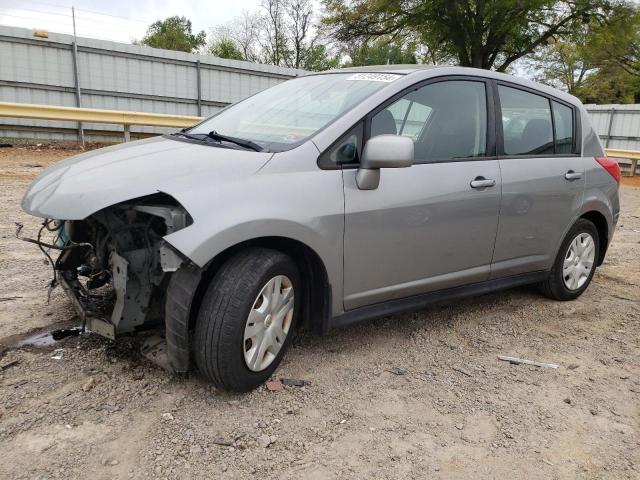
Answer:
189 73 397 151
499 86 554 156
553 101 574 154
370 80 487 162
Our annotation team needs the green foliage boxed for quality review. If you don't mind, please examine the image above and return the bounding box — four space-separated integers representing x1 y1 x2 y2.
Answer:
345 38 417 66
577 64 640 103
529 3 640 103
322 0 619 71
140 16 207 53
301 44 340 71
209 38 245 61
586 4 640 76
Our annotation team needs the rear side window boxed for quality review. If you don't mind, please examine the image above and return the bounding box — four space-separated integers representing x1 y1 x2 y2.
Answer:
371 80 487 162
499 86 554 156
552 101 574 153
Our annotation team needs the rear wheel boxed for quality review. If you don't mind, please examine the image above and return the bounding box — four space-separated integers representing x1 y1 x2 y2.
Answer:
194 248 299 392
539 218 599 301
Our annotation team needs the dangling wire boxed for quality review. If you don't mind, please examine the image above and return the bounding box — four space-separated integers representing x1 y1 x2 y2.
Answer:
15 221 93 304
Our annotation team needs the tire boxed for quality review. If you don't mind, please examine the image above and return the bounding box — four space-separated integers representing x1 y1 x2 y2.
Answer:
194 248 300 392
538 218 600 301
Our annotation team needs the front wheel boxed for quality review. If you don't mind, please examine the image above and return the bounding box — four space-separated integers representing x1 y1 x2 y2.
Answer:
194 248 300 392
539 218 599 301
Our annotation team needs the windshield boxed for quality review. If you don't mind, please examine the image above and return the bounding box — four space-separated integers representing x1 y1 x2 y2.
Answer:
188 73 400 151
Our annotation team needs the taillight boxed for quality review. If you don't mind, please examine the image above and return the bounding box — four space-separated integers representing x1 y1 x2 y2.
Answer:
595 157 621 184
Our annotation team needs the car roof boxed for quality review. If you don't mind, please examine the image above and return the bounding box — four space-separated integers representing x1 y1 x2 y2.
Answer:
306 65 582 108
323 64 443 75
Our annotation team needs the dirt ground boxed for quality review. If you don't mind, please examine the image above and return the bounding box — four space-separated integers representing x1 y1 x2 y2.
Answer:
0 144 639 480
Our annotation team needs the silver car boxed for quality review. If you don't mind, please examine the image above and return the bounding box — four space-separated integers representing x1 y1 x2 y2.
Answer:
21 66 621 391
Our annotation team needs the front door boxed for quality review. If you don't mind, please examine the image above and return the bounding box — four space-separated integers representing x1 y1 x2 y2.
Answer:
490 84 586 278
342 78 502 310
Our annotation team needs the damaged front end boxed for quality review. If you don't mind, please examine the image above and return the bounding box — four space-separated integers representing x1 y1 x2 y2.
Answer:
19 194 192 344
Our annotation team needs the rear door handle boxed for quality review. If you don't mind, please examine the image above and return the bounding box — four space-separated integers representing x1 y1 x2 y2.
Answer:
564 170 583 181
470 177 496 189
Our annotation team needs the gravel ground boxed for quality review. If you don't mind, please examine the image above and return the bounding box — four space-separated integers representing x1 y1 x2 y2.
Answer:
0 145 639 479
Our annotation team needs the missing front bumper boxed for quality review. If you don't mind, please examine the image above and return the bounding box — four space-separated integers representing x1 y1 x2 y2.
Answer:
59 273 116 340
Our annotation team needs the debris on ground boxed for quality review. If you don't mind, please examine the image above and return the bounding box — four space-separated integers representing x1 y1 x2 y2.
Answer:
257 434 275 448
51 327 82 340
212 437 234 447
266 380 284 391
81 377 96 392
452 366 473 377
0 296 22 302
0 360 19 371
498 355 559 369
281 378 309 387
51 348 64 360
385 367 407 376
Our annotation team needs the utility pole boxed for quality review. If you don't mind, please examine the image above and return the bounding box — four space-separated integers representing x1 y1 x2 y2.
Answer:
71 6 85 147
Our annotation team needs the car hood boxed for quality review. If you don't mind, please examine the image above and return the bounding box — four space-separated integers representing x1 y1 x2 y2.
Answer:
21 136 273 220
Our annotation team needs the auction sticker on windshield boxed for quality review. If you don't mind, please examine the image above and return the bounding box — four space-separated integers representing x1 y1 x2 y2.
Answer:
346 73 401 82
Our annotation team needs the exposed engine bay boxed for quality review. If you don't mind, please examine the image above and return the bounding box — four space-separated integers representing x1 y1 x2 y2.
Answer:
16 194 192 341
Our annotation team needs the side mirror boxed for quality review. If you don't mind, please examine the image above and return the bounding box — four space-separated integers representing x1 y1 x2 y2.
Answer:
356 135 414 190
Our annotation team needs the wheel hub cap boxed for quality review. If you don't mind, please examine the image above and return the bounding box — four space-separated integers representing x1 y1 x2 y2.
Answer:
562 232 595 291
243 275 294 372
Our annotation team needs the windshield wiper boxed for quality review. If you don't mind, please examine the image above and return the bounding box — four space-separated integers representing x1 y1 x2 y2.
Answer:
208 130 263 152
171 131 207 142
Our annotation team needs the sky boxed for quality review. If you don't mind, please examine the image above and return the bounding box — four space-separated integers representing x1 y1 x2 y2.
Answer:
0 0 266 43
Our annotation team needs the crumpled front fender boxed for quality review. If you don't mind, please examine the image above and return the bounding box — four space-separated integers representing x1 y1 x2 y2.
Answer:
21 136 273 220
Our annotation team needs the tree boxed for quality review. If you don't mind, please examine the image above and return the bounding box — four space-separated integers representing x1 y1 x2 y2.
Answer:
322 0 621 72
344 37 418 66
526 23 596 95
285 0 313 68
579 63 640 103
140 16 206 53
212 0 340 70
527 3 640 102
209 38 245 60
586 4 640 76
260 0 289 66
231 11 263 62
302 44 340 70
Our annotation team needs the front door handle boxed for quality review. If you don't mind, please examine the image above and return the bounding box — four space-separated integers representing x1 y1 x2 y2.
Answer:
470 177 496 189
564 170 583 181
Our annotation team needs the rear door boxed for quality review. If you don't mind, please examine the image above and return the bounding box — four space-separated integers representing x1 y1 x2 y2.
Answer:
341 78 502 310
491 83 585 278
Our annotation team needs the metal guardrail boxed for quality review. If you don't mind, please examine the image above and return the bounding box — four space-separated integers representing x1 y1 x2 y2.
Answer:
0 102 639 174
606 148 640 160
606 149 639 177
0 101 202 141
